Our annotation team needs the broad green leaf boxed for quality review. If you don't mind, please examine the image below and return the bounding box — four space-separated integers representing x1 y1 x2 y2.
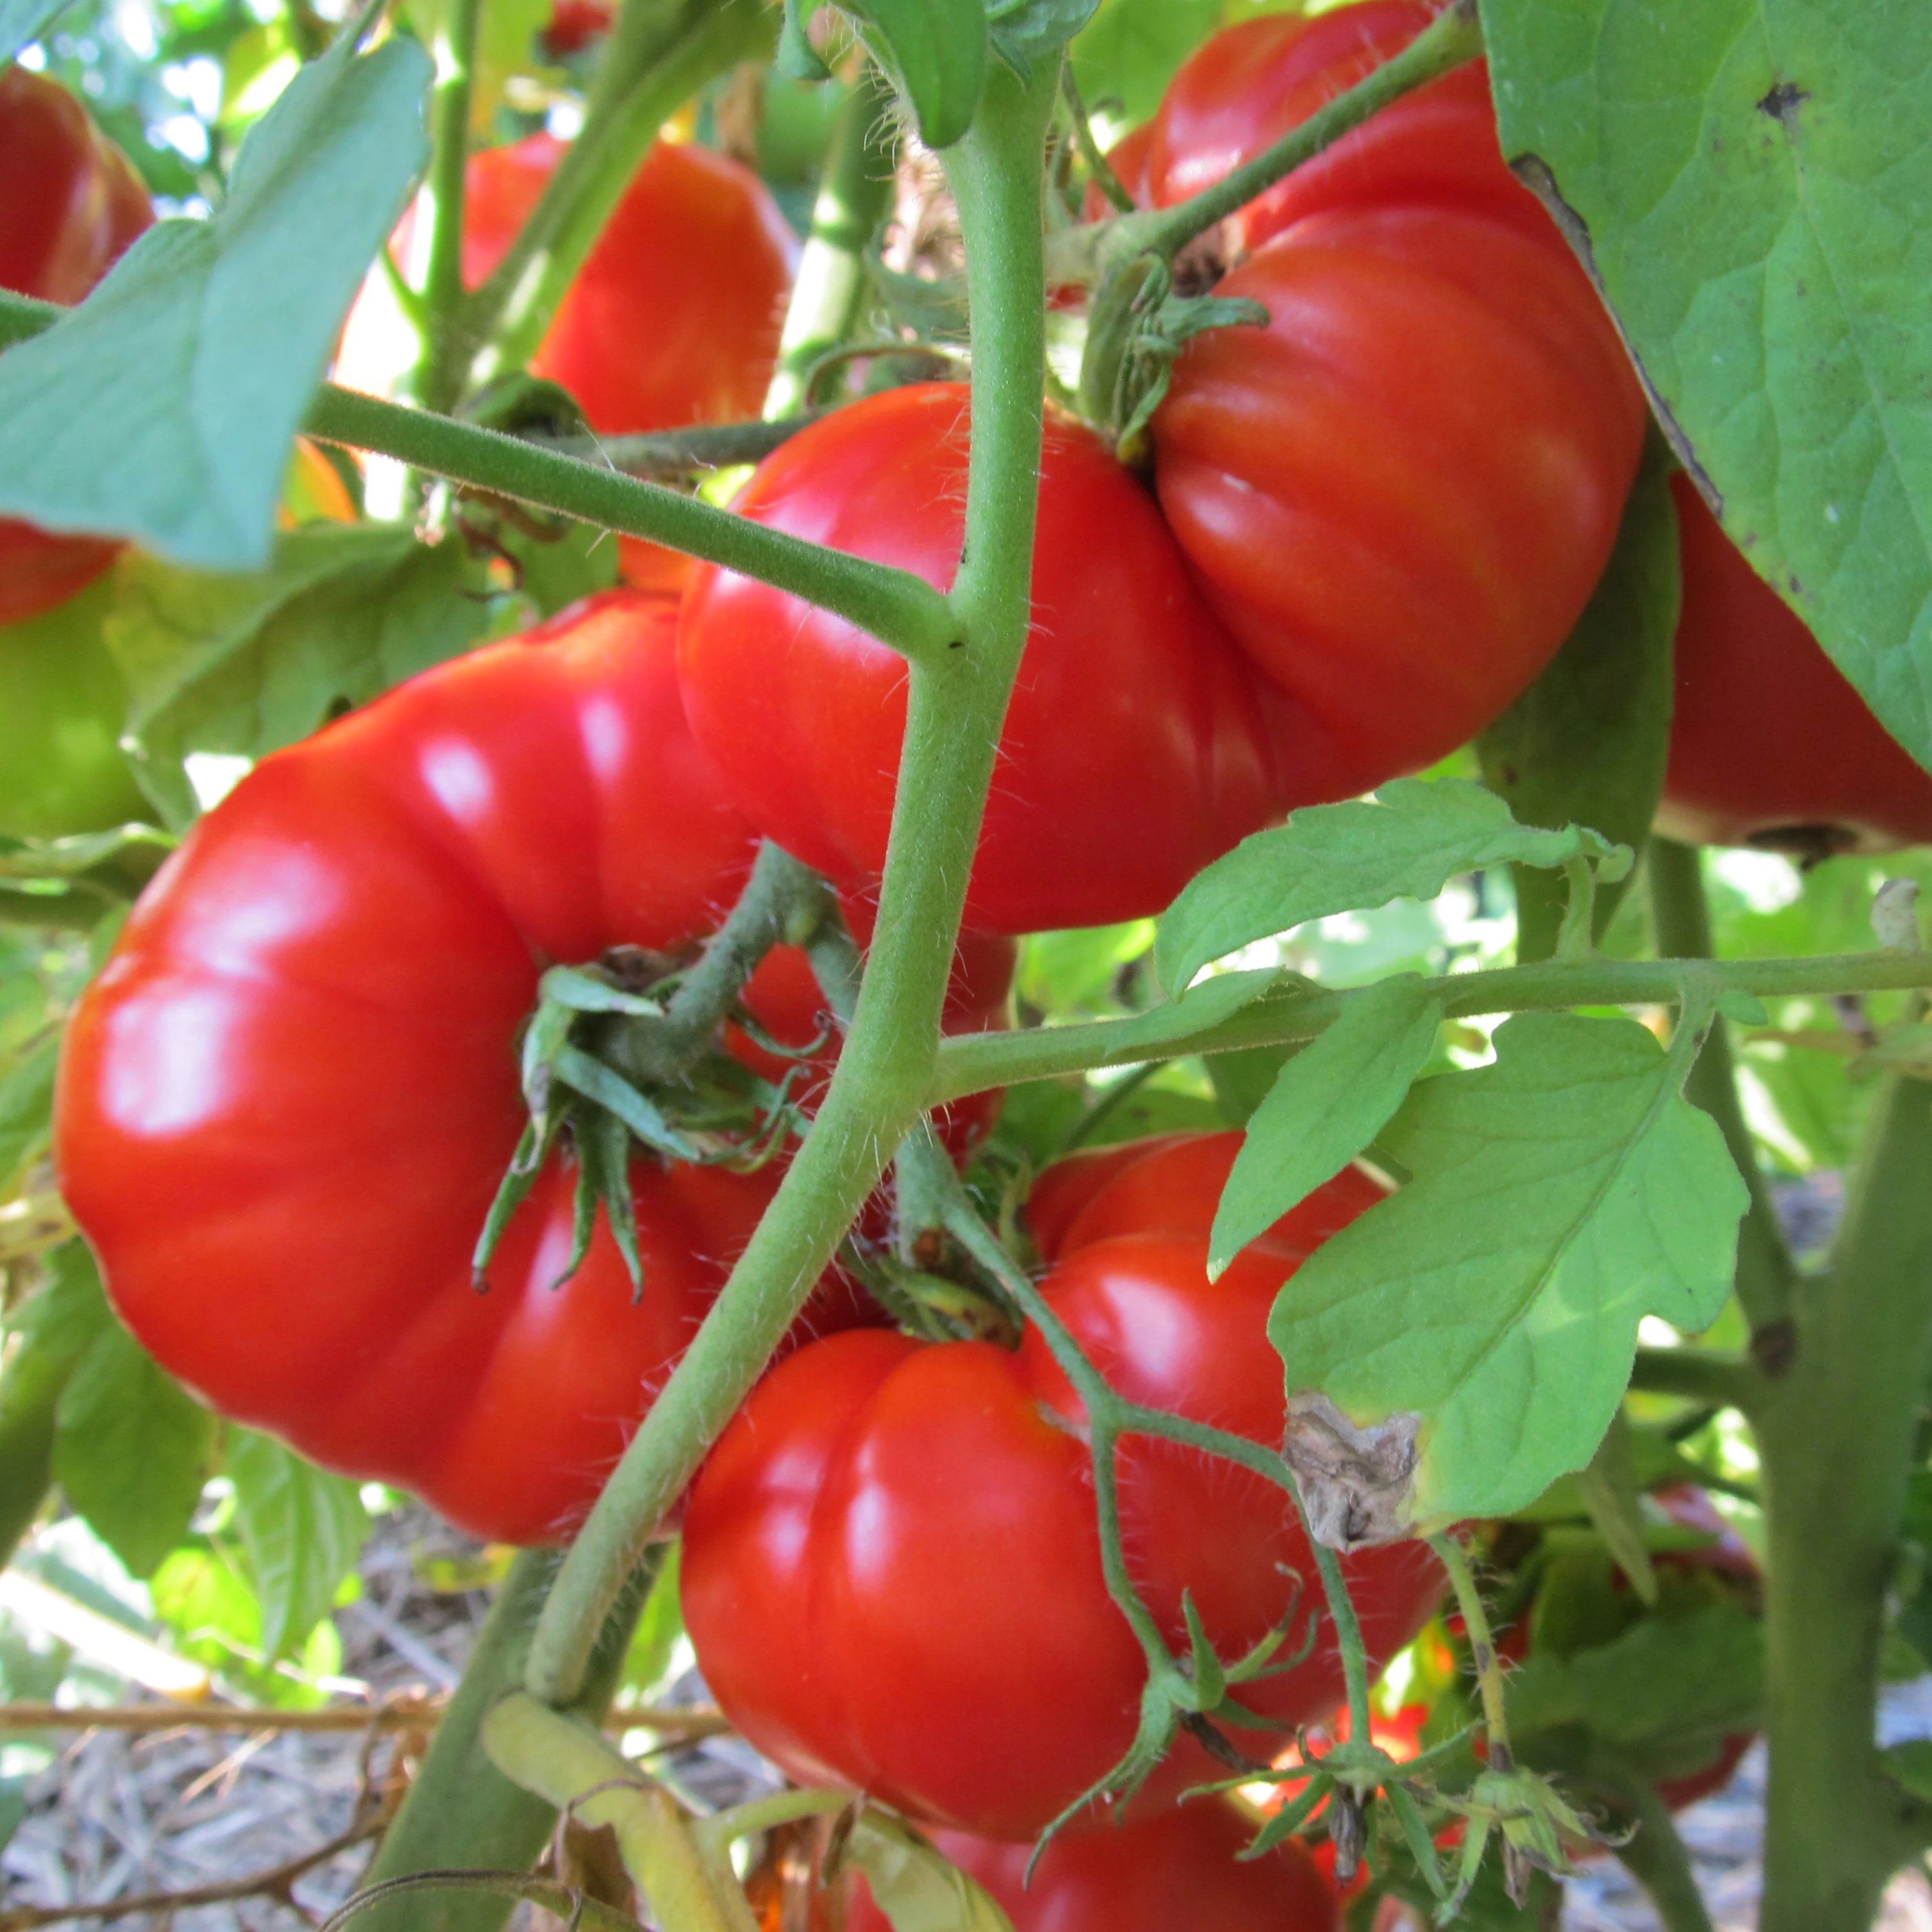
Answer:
843 1810 1016 1932
1481 0 1932 768
1206 1042 1299 1127
0 1034 58 1197
12 1242 114 1366
989 0 1101 77
229 1430 369 1661
105 526 489 775
1514 1422 1709 1523
1017 920 1153 1012
1157 779 1627 994
1071 0 1223 124
1479 435 1681 961
853 0 988 150
0 0 67 62
1508 1605 1763 1782
54 1321 214 1577
1271 1014 1745 1534
0 29 431 570
1209 974 1440 1277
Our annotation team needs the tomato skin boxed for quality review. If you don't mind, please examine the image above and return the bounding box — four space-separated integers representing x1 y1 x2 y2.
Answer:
681 1135 1444 1840
55 591 994 1545
842 1803 1342 1932
1658 477 1932 853
462 135 795 590
1155 205 1645 802
1144 4 1536 258
0 68 152 626
0 575 148 839
540 0 611 57
677 384 1290 936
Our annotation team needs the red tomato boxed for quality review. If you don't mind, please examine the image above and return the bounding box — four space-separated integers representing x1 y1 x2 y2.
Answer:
1143 3 1537 258
677 383 1291 936
681 1135 1444 1840
1658 477 1932 854
462 135 796 590
1139 1 1645 802
56 592 999 1546
842 1802 1342 1932
0 68 152 625
540 0 611 57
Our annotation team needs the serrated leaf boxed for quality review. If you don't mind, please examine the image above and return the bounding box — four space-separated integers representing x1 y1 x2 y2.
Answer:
0 0 67 61
14 1243 114 1364
1209 974 1440 1277
1480 0 1932 770
228 1429 369 1661
1479 435 1681 961
0 30 431 569
843 1811 1016 1932
105 525 489 769
1508 1605 1763 1778
54 1321 214 1577
989 0 1100 76
853 0 988 150
1271 1013 1746 1530
0 1034 58 1197
1156 779 1627 994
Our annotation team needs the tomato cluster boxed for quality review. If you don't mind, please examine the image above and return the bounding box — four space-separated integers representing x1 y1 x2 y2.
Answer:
681 1132 1446 1840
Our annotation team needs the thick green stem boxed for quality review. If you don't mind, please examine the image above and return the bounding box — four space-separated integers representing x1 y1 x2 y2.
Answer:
763 62 896 418
549 411 828 475
1630 1343 1762 1412
484 1692 756 1932
1756 1073 1932 1930
411 0 482 417
1601 1773 1716 1932
458 0 773 391
930 950 1932 1104
1647 839 1796 1345
355 1551 657 1932
522 61 1060 1709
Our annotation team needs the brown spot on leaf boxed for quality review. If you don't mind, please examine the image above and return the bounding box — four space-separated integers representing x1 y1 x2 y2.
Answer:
1758 79 1811 127
1282 1393 1420 1548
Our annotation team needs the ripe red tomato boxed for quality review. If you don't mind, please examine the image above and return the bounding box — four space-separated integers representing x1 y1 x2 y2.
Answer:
681 1134 1444 1840
677 383 1291 936
1142 3 1645 803
56 591 1000 1546
462 135 796 590
0 67 152 625
841 1802 1342 1932
1658 477 1932 854
540 0 611 58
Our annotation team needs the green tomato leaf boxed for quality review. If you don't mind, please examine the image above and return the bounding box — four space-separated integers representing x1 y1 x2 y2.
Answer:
0 0 68 61
1209 974 1441 1278
852 0 989 150
1571 1409 1658 1605
0 1033 59 1198
105 526 491 781
1480 0 1932 769
1271 1013 1746 1536
1479 434 1681 962
54 1319 215 1578
1070 0 1222 124
0 28 431 570
1157 779 1627 994
989 0 1101 77
841 1809 1016 1932
228 1429 369 1662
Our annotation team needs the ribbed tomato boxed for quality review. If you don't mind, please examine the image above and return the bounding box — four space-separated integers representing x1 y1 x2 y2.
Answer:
56 592 1003 1546
1658 476 1932 854
677 382 1290 936
0 67 152 625
681 1134 1444 1840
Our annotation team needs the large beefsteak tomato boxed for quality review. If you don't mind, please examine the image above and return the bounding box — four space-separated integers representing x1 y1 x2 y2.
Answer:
57 591 1005 1547
681 1133 1444 1840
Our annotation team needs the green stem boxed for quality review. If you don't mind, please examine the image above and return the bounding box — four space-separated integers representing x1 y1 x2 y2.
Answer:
324 1874 646 1932
459 0 774 392
930 949 1932 1104
521 59 1060 1710
1432 1533 1512 1770
1601 1773 1717 1932
1756 1073 1932 1930
355 1551 657 1932
483 1692 757 1932
411 0 482 417
763 61 896 417
548 411 829 475
1630 1343 1762 1412
1647 839 1796 1346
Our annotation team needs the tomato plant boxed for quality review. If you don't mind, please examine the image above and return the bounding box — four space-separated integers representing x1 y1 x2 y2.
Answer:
0 66 150 626
678 382 1290 934
681 1134 1443 1840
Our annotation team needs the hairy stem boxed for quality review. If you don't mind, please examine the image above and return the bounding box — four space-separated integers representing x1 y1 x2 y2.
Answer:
520 60 1060 1709
1647 838 1796 1346
1432 1533 1512 1768
411 0 482 416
